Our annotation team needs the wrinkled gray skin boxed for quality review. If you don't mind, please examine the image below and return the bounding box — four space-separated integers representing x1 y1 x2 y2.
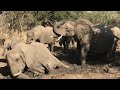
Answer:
59 36 76 50
54 19 94 65
26 25 57 52
54 19 118 65
6 42 69 79
2 39 18 57
26 25 44 44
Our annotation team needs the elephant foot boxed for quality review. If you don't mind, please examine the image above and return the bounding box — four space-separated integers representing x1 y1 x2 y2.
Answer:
81 60 86 66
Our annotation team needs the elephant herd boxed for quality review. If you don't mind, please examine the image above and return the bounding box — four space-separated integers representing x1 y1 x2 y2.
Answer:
2 18 120 79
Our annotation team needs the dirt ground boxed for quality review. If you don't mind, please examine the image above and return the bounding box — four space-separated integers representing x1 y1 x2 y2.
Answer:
0 42 120 79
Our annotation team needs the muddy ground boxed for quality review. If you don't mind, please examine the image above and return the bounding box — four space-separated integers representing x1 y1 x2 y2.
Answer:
0 42 120 79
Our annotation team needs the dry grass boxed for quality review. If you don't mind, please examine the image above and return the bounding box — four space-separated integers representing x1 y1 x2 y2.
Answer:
0 29 27 59
0 29 27 43
80 11 120 25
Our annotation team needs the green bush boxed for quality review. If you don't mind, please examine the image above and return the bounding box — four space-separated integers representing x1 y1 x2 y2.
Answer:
1 11 120 33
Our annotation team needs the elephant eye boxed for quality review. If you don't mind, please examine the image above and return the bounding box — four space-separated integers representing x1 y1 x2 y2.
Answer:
66 27 69 29
66 29 70 32
16 58 19 62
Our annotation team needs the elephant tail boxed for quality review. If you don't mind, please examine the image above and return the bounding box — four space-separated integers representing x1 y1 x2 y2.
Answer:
53 56 70 69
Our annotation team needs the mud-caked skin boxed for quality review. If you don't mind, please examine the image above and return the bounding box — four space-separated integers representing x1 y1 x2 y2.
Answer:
6 42 69 79
53 19 94 65
2 39 18 57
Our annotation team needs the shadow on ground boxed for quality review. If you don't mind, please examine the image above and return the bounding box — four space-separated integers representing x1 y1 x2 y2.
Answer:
0 59 11 78
53 46 117 66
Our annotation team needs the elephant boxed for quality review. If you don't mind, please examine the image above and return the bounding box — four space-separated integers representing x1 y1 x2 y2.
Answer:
40 26 57 52
2 38 18 57
26 25 57 52
26 25 44 44
110 26 120 39
88 25 117 58
109 26 120 55
59 36 76 50
53 19 118 65
53 19 94 65
6 42 69 79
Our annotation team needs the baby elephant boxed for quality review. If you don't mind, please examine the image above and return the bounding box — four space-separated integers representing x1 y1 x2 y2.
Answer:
26 25 57 52
6 42 69 79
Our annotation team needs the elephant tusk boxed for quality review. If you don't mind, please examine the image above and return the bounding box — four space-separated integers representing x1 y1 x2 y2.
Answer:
13 70 22 77
56 35 62 42
50 36 53 38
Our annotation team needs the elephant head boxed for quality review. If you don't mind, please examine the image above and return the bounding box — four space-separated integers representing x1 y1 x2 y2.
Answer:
6 47 33 77
53 19 94 38
53 20 76 37
6 49 26 77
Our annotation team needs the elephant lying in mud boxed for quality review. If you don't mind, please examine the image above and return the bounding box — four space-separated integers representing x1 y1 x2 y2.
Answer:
26 25 57 52
6 42 69 79
53 19 118 65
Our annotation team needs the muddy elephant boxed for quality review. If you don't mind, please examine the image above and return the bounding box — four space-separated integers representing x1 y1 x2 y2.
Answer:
26 25 44 44
109 26 120 55
6 42 69 79
2 38 18 57
53 19 118 65
26 25 57 52
59 36 76 50
88 24 117 59
54 19 94 65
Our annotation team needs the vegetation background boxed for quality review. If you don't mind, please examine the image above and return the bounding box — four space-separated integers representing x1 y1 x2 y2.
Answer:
0 11 120 42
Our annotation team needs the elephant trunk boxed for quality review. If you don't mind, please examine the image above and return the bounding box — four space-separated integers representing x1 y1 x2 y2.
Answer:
53 21 66 36
13 70 22 77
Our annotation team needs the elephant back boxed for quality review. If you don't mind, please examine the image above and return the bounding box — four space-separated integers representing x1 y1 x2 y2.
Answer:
89 24 115 54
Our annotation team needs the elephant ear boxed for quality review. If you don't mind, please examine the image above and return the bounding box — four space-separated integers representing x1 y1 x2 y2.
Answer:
27 31 34 37
65 21 76 36
20 47 33 67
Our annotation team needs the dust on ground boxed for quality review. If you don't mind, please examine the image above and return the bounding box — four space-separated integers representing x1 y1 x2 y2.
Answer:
0 42 120 79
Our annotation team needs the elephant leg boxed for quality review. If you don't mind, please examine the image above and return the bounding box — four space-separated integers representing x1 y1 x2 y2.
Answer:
66 37 71 49
63 37 67 50
48 44 54 52
2 48 7 57
77 41 81 65
80 44 90 65
71 37 75 47
110 39 118 57
28 65 45 77
51 44 54 52
59 39 63 46
105 38 117 58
